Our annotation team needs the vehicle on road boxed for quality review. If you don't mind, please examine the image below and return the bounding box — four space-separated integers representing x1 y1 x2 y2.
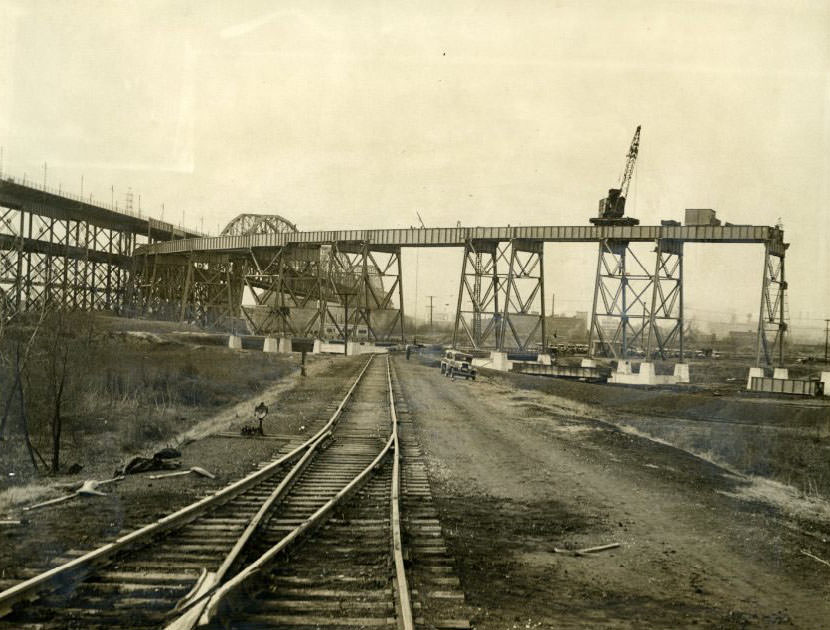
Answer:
440 350 477 380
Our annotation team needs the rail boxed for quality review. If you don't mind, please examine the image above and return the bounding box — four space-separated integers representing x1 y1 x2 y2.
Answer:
0 355 376 618
169 354 414 629
389 359 415 630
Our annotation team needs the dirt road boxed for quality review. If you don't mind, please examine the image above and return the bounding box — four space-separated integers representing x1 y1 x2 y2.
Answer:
395 357 830 629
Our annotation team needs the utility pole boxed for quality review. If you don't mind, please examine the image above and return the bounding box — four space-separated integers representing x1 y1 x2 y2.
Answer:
426 295 436 328
825 318 829 363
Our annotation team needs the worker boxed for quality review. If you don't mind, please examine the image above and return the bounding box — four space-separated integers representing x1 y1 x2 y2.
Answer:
254 402 269 436
406 344 411 360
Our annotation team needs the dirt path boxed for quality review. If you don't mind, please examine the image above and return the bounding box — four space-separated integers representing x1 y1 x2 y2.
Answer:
396 357 830 629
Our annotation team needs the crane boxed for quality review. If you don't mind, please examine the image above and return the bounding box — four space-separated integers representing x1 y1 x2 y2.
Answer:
591 125 641 226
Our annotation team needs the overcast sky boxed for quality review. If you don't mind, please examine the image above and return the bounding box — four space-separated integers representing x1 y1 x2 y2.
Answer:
1 0 828 337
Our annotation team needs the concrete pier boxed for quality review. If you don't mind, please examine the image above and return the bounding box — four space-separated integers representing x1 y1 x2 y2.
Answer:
228 334 242 350
263 337 278 353
746 367 764 390
673 363 690 383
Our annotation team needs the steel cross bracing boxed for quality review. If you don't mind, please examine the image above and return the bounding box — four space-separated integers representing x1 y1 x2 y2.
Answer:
756 243 787 366
645 239 684 361
0 205 134 315
0 177 204 319
453 239 545 352
134 242 406 342
588 237 686 361
325 242 404 342
588 240 654 359
453 240 505 350
243 245 326 337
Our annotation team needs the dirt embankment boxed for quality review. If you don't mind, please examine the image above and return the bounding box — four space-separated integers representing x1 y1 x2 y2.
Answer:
396 357 830 629
482 369 830 500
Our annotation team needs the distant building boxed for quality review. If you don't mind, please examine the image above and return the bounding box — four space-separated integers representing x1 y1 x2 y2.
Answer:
545 312 588 342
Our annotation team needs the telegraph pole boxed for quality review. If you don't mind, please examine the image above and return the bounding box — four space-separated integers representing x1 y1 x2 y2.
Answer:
426 295 436 328
824 318 829 363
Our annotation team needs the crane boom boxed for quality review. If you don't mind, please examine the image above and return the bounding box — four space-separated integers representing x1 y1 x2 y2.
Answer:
618 125 641 199
590 125 642 226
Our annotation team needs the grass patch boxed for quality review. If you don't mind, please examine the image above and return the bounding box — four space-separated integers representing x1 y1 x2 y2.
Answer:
0 314 296 479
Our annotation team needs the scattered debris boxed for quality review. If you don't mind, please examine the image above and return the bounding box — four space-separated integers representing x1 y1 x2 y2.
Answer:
117 447 183 476
801 549 830 569
554 542 620 557
22 477 121 512
149 466 216 481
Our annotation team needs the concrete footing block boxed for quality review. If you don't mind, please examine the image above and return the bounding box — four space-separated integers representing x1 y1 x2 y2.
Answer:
616 360 633 375
821 372 830 397
581 358 597 369
263 337 278 353
638 362 657 385
228 334 242 350
673 363 690 383
278 337 292 353
490 351 511 372
312 339 322 354
746 366 764 390
538 353 552 365
773 367 789 380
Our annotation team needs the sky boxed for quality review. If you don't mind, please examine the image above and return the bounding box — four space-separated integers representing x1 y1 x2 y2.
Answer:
1 0 828 338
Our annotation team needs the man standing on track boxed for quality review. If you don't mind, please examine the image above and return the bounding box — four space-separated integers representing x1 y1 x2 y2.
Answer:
254 401 269 436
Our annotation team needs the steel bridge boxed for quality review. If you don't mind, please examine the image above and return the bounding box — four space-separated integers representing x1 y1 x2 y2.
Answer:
1 177 789 365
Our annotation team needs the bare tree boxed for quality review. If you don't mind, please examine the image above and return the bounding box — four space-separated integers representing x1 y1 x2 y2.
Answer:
15 344 39 472
46 314 71 474
0 307 47 441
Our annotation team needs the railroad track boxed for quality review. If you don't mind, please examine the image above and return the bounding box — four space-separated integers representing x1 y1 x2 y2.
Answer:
0 354 469 630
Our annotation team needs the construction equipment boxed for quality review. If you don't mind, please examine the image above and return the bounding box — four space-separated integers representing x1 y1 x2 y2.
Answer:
591 125 641 226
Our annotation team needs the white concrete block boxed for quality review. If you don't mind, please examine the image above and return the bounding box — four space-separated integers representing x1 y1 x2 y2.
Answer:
263 337 278 353
228 334 242 350
581 358 597 368
638 362 657 385
312 339 322 354
278 337 292 353
538 353 552 365
746 367 764 390
617 360 633 375
609 371 640 385
821 372 830 397
490 351 512 372
773 367 789 380
673 363 690 383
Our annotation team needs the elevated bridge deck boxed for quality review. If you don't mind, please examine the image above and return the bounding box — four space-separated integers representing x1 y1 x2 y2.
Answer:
137 223 786 256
